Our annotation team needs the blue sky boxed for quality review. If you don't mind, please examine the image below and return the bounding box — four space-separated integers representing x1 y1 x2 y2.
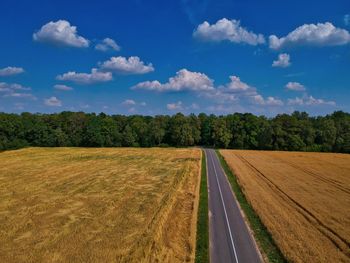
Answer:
0 0 349 116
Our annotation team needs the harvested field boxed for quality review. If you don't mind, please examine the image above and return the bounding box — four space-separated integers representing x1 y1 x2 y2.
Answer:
0 147 201 263
220 150 350 263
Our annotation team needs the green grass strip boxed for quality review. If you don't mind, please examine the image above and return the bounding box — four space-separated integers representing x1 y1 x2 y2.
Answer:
195 150 209 263
216 150 287 263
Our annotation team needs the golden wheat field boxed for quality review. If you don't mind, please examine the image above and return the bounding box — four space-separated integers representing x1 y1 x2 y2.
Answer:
220 150 350 263
0 147 201 263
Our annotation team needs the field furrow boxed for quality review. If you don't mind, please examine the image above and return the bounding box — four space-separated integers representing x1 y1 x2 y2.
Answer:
221 150 350 263
235 153 349 254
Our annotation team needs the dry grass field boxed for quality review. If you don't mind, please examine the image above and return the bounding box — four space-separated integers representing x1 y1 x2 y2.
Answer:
0 147 201 263
220 150 350 263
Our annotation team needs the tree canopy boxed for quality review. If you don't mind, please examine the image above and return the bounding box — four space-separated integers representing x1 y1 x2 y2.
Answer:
0 111 349 153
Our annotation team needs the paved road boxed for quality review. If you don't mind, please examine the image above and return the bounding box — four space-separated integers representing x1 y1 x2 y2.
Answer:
205 149 262 263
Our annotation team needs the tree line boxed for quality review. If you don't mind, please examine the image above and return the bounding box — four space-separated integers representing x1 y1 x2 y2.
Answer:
0 111 349 153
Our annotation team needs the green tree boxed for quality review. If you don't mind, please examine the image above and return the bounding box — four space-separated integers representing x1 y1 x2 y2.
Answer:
122 125 137 147
212 118 232 148
149 115 168 145
315 118 336 151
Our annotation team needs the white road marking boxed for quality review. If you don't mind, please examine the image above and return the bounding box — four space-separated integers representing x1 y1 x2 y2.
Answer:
209 150 239 263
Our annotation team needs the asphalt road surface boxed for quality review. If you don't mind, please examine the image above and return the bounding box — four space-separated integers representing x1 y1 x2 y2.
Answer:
205 149 262 263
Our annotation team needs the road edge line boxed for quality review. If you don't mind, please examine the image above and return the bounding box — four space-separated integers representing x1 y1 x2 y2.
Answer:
210 150 240 263
216 149 287 263
194 149 209 263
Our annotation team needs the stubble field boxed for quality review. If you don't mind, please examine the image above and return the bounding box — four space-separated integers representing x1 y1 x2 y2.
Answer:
220 150 350 263
0 147 201 263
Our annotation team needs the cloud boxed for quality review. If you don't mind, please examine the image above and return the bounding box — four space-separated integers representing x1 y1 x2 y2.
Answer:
133 70 283 109
128 107 136 113
166 101 199 112
122 99 147 107
122 99 136 106
225 76 251 91
0 82 35 100
344 14 350 26
80 104 90 109
44 96 62 106
0 82 31 92
56 68 112 84
306 96 336 106
54 84 73 91
33 20 89 48
99 56 154 74
190 103 199 110
133 70 284 109
4 93 36 100
287 97 303 106
132 69 214 92
285 81 305 91
272 53 291 68
0 67 24 76
284 72 304 78
203 75 256 102
199 89 238 103
214 76 283 106
14 102 25 110
95 38 121 52
167 101 183 110
251 95 284 106
288 95 335 106
131 80 161 90
193 18 265 45
269 22 350 49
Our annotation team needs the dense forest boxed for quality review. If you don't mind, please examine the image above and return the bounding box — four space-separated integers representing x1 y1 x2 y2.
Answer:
0 111 349 153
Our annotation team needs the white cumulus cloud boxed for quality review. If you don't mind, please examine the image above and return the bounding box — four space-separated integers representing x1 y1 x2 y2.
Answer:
99 56 154 74
0 82 35 100
0 82 31 92
193 18 265 45
95 38 121 52
199 89 238 103
0 67 25 76
54 84 73 91
216 76 283 106
132 69 214 92
44 96 62 106
56 68 112 85
269 22 350 49
33 20 89 48
167 101 183 110
4 93 36 100
288 95 335 106
122 99 136 106
285 82 305 91
122 99 147 108
205 75 257 102
225 76 251 91
251 95 284 106
133 70 285 109
272 53 291 68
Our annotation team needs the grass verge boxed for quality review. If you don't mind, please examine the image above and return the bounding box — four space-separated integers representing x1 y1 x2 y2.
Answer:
216 150 287 263
195 150 209 263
